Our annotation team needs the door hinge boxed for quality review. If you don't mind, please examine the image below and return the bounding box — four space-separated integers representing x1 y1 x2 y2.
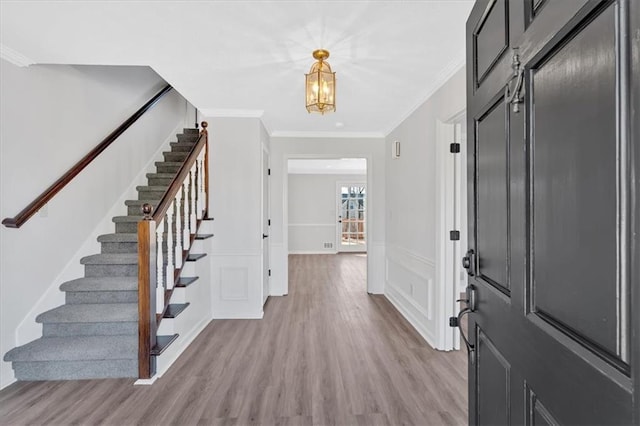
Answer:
268 219 271 226
450 230 460 241
268 269 271 277
268 168 271 176
450 142 461 153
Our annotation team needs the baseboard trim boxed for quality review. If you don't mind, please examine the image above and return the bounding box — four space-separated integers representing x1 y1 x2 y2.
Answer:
154 316 212 380
385 285 437 348
288 250 338 255
212 310 264 320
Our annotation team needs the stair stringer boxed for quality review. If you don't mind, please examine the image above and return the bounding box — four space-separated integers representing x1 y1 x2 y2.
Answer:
13 123 183 357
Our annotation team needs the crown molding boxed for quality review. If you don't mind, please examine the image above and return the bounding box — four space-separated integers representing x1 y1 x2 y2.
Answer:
270 131 385 139
0 44 34 67
200 108 264 118
383 54 466 137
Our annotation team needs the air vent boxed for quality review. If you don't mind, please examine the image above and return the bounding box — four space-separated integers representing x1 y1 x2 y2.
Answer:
324 242 333 249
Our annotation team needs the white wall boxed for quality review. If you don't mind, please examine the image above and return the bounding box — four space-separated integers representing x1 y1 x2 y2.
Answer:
288 173 366 254
207 116 264 319
0 60 191 389
270 137 386 296
384 66 466 349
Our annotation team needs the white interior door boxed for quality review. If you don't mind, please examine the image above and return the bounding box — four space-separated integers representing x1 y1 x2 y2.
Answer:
336 183 367 252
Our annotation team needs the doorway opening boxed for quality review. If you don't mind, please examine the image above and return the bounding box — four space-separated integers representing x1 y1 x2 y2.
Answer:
286 157 369 292
436 111 467 351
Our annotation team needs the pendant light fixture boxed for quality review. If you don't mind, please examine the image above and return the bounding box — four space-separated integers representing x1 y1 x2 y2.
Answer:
305 49 336 114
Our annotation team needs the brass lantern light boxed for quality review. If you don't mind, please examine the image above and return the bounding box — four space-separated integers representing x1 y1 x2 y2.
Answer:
305 49 336 114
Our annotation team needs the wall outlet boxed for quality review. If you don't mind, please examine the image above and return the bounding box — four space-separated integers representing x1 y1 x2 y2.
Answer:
323 242 333 249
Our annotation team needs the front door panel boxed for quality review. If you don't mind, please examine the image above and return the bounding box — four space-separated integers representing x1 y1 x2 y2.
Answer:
466 0 638 423
529 2 622 361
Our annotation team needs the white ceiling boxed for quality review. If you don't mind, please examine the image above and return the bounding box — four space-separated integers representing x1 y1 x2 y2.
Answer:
0 0 473 136
288 158 366 174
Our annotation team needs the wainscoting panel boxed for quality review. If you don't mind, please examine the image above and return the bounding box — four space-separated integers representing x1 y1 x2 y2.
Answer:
210 253 263 319
385 244 438 347
220 267 249 301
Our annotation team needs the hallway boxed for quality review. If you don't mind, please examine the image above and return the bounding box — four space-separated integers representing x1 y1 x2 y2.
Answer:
0 254 467 425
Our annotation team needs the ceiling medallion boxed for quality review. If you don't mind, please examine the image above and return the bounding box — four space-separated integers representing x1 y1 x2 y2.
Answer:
305 49 336 114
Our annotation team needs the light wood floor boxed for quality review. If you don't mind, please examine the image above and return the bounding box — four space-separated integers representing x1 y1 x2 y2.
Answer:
0 254 467 425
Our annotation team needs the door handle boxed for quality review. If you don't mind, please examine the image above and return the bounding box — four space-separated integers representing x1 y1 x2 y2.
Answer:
449 285 477 363
262 234 269 239
505 48 525 113
462 249 476 276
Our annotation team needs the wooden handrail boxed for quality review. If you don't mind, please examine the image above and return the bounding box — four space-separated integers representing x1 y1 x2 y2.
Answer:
2 84 174 229
138 122 209 379
152 131 206 222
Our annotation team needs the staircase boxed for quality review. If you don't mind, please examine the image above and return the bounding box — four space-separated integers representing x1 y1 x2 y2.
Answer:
4 128 205 381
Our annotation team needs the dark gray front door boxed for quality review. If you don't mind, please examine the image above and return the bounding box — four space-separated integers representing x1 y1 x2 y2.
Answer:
464 0 639 424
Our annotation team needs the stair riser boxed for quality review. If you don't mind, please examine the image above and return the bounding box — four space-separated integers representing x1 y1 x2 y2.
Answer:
177 134 200 142
85 264 138 277
170 144 195 153
115 222 140 233
43 322 137 337
148 176 174 187
183 128 199 135
13 359 137 381
138 190 166 200
163 152 189 162
157 163 181 173
66 291 137 304
101 241 137 254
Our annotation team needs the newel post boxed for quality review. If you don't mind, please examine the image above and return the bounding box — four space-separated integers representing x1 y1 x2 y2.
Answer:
201 121 209 218
138 203 157 379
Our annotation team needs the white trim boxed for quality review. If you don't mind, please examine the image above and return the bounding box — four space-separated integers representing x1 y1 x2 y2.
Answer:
0 44 34 67
383 55 465 136
134 376 159 386
201 108 264 118
212 310 264 320
272 131 385 139
288 250 338 255
152 316 211 381
283 153 374 293
288 223 335 227
385 287 437 348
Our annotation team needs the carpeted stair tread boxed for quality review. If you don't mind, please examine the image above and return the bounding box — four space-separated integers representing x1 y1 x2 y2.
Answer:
125 199 158 207
80 253 138 265
112 215 143 223
155 161 183 167
60 277 137 292
136 185 169 192
97 233 138 243
36 303 137 324
183 128 199 134
146 172 176 179
3 336 136 362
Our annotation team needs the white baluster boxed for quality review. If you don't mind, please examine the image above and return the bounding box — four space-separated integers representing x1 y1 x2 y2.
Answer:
196 151 204 219
175 187 183 269
166 204 174 290
183 179 190 250
190 164 197 231
156 218 165 314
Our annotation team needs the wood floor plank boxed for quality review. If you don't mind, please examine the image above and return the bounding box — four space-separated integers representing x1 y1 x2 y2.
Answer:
0 253 467 425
